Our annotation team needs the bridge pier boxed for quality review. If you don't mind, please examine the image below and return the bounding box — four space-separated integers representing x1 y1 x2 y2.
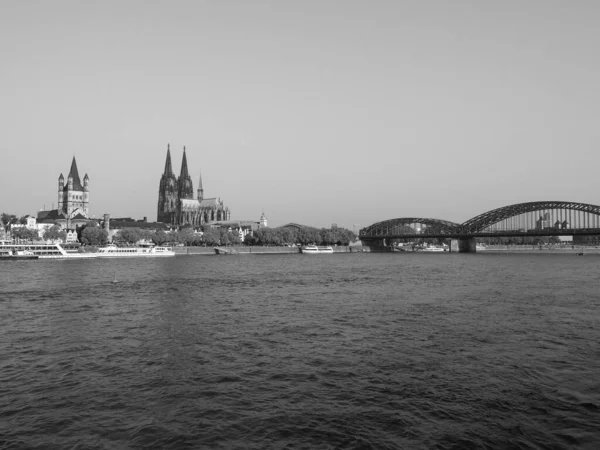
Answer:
450 238 477 253
360 238 391 252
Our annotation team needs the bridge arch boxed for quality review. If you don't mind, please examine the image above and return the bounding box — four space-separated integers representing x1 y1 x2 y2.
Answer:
461 201 600 233
360 218 461 238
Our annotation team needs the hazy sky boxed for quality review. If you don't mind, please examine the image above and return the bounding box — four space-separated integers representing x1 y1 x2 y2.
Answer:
1 1 599 229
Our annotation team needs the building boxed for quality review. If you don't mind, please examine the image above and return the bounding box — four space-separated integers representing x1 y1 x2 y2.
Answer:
210 219 262 242
37 157 91 229
157 145 230 227
0 218 7 240
259 212 268 227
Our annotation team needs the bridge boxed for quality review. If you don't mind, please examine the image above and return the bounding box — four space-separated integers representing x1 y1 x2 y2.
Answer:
359 201 600 252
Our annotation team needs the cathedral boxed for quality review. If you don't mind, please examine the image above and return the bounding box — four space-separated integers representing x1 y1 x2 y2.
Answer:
157 145 230 227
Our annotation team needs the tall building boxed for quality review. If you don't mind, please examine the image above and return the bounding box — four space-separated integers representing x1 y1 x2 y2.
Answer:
58 157 90 217
157 145 230 227
37 156 90 228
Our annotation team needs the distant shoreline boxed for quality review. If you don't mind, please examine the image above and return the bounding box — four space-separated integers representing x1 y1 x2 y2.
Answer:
479 245 600 254
171 245 600 255
173 246 354 255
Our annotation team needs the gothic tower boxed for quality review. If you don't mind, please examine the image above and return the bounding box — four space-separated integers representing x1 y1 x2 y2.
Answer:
57 173 64 212
177 146 194 200
157 144 179 224
59 157 89 218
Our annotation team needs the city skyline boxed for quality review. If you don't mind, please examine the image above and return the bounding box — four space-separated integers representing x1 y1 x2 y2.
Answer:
1 1 599 229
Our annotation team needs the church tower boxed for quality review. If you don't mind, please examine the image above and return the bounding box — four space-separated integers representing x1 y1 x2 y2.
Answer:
59 157 88 218
157 144 179 224
57 173 64 212
177 146 194 200
82 173 90 216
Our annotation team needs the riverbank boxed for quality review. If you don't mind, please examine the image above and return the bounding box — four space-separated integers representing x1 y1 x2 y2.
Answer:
480 245 600 254
173 245 353 255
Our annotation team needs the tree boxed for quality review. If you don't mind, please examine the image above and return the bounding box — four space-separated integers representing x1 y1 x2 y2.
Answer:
81 227 108 246
201 228 220 246
1 213 17 226
176 228 196 246
113 228 142 245
43 225 67 242
243 233 257 246
219 229 241 246
11 227 39 241
321 230 336 245
279 228 296 245
152 230 169 245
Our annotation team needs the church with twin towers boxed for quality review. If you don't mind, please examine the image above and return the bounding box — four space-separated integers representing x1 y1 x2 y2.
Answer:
157 145 230 227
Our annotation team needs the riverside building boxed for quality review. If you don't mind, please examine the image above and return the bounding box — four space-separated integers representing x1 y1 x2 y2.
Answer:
37 156 91 229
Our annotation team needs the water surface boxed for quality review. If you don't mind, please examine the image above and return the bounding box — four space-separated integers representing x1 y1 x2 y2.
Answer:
1 253 599 449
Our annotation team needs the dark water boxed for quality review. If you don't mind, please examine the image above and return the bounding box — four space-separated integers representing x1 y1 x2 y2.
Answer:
1 253 599 449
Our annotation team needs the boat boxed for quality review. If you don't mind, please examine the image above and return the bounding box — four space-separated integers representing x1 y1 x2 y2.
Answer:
0 241 96 259
96 244 175 257
0 249 39 260
214 247 238 255
422 245 447 252
300 245 334 254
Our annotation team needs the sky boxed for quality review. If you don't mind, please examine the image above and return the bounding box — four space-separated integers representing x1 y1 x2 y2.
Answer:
1 0 599 229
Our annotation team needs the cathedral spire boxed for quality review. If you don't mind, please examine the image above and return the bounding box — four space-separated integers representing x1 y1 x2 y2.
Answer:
177 146 194 200
67 156 83 190
180 146 190 178
163 144 174 176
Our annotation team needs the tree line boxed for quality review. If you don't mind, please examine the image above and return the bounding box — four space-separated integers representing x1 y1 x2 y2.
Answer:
244 225 356 246
2 211 357 247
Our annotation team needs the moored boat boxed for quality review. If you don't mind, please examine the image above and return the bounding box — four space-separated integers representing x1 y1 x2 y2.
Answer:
96 244 175 257
0 241 96 259
0 249 39 260
422 245 447 252
300 245 334 254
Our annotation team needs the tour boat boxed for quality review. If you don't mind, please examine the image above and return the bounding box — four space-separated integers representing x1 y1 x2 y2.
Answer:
0 241 96 259
300 245 334 254
0 249 39 260
96 244 175 257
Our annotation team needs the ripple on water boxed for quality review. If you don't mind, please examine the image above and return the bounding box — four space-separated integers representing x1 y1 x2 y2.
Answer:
0 254 599 449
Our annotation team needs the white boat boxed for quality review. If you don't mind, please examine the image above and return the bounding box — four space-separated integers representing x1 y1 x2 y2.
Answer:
96 244 175 257
0 241 97 259
0 249 39 260
422 245 447 252
301 245 334 254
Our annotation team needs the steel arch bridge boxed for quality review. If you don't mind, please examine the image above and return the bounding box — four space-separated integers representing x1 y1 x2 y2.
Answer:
461 201 600 234
360 218 462 238
359 201 600 241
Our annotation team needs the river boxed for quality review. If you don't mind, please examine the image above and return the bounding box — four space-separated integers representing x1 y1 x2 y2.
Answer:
1 253 598 449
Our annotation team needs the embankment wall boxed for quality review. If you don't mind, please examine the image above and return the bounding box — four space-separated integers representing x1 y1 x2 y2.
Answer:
173 246 353 255
481 245 600 254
